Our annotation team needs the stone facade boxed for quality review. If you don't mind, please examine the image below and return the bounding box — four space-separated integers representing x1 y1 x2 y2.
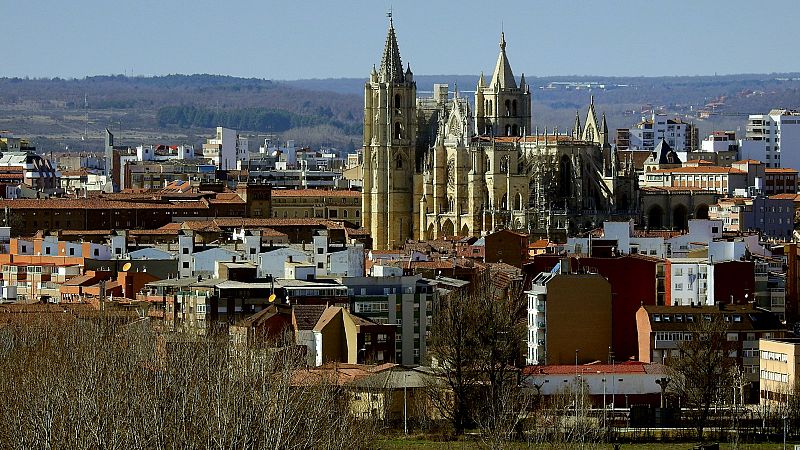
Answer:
363 20 637 249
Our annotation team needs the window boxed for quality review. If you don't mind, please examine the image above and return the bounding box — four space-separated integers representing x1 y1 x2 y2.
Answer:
182 262 190 269
93 249 99 257
317 262 323 269
674 283 683 291
182 248 189 255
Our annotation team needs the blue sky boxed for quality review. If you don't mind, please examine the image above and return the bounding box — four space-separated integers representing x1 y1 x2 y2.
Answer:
3 0 799 80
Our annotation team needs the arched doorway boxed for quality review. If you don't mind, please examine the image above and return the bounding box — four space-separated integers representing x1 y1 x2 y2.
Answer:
460 224 470 236
442 219 455 237
696 204 709 220
672 204 688 230
647 205 665 229
426 224 434 240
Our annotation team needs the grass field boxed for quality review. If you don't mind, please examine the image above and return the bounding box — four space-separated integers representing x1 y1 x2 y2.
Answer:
377 438 795 449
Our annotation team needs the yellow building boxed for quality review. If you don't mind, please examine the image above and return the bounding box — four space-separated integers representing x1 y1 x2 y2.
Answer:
759 337 800 404
271 189 361 226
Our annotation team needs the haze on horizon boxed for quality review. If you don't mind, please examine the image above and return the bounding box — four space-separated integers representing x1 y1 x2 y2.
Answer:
3 0 799 81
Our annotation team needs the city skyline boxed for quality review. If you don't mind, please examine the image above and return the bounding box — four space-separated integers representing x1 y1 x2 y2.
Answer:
3 0 800 80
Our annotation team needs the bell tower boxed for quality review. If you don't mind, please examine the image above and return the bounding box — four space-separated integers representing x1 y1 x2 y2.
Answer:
475 33 531 137
362 15 417 250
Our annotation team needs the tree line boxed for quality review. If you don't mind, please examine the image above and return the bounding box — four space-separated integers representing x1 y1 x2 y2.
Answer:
157 105 362 135
0 317 375 449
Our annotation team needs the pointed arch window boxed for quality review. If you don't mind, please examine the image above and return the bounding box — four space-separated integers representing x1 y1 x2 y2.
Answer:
506 125 512 136
395 154 403 169
394 122 403 140
505 100 511 117
512 100 518 117
394 94 401 109
512 124 519 137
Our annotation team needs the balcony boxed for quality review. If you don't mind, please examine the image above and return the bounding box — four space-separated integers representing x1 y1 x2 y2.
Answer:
654 339 677 350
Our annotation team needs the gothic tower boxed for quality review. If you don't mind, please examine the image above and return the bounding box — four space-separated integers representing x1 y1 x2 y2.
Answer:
475 33 531 137
362 17 417 250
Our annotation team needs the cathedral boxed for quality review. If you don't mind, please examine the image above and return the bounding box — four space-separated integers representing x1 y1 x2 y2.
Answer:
362 19 637 250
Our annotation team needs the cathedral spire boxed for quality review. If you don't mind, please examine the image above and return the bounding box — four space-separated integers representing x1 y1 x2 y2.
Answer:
477 72 485 89
573 110 581 138
601 112 608 135
489 31 516 89
379 15 404 83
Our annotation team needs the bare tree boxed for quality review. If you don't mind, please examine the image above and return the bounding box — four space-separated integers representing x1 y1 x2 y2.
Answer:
0 316 376 449
427 269 529 441
527 380 605 448
667 316 736 440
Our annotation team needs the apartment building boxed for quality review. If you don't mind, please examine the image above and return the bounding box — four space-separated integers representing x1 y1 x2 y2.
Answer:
759 337 800 404
739 109 800 169
202 126 250 171
341 274 439 365
637 304 784 401
616 113 699 152
526 266 612 365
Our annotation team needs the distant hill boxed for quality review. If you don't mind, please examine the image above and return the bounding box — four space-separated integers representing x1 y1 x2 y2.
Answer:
1 73 800 153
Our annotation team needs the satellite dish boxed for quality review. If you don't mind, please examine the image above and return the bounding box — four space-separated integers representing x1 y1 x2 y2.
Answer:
268 294 276 303
122 262 132 272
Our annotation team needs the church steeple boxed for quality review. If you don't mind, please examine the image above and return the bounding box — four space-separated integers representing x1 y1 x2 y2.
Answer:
489 32 516 89
363 13 417 250
379 17 405 83
601 112 608 135
475 31 529 137
573 110 581 138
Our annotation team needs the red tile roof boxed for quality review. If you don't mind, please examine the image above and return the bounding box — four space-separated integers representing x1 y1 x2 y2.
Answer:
770 194 800 200
523 362 666 375
0 199 210 210
650 166 745 174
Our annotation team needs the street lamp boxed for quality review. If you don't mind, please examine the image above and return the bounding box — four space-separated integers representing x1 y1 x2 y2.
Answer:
655 377 671 409
403 372 411 435
783 415 788 450
575 349 580 429
601 377 607 428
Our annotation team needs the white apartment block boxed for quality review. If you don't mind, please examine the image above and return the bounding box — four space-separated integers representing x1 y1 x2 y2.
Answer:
620 113 697 152
667 258 711 306
203 127 250 170
740 110 800 169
